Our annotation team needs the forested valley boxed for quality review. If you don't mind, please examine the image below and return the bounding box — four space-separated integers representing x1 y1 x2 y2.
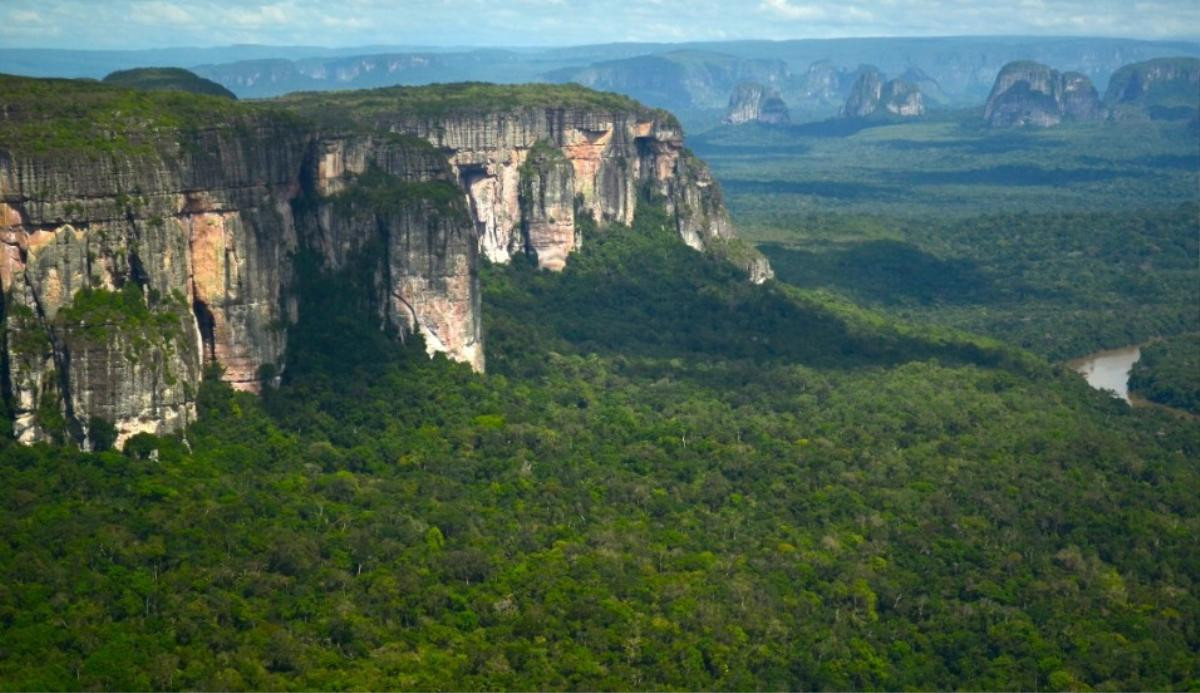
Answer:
1 199 1198 690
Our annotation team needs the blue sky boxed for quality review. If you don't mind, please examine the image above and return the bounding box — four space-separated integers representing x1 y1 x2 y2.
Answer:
2 0 1198 49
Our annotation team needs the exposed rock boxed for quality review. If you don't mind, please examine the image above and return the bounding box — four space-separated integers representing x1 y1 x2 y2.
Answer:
723 82 790 125
881 79 925 116
1 79 762 447
1103 57 1200 121
797 60 846 104
840 67 925 118
519 141 576 270
899 66 946 105
360 103 751 273
841 67 884 117
545 51 790 113
984 61 1103 127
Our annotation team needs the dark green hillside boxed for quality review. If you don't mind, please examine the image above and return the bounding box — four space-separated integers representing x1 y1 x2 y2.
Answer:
102 67 237 100
0 73 283 155
1 200 1197 690
1129 333 1200 414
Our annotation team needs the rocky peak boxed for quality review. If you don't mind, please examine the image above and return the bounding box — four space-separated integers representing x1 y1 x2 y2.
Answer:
799 60 844 103
723 82 790 125
1103 57 1200 121
840 67 925 118
840 66 884 117
984 61 1103 127
881 79 925 116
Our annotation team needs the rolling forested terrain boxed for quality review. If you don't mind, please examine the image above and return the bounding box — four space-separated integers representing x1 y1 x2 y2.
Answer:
1 200 1198 690
1130 333 1200 414
1 51 1199 691
694 115 1200 360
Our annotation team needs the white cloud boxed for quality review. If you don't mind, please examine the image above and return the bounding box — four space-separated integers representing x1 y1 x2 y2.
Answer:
132 1 194 25
0 0 1198 49
758 0 829 21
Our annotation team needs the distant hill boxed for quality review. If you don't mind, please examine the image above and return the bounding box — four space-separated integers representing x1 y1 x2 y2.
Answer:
983 61 1102 127
102 67 236 99
3 36 1199 130
1104 57 1200 121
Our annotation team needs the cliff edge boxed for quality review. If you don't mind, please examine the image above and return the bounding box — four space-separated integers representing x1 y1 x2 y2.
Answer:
0 77 767 447
984 61 1103 127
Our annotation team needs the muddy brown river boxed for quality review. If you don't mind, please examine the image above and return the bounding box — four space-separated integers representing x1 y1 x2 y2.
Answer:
1067 345 1141 403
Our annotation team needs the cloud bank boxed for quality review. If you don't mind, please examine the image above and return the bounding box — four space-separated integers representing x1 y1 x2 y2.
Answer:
2 0 1197 49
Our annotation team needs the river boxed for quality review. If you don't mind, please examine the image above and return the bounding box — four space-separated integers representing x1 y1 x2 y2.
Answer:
1067 345 1141 403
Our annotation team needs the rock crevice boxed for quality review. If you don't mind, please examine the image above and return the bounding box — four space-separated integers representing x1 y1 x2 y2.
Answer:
2 84 763 447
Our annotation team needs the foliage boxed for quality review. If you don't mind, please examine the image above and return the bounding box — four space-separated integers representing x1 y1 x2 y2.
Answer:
0 73 256 155
1 199 1197 690
56 283 184 346
101 67 237 100
329 166 465 217
0 72 1197 691
759 204 1199 360
276 81 679 129
1129 333 1200 414
694 114 1199 360
693 115 1199 217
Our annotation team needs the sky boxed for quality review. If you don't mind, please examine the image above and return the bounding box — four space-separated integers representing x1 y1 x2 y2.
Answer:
1 0 1198 50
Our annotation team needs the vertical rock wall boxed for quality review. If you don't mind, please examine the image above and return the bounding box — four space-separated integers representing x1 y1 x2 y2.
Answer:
372 108 749 274
1 93 759 447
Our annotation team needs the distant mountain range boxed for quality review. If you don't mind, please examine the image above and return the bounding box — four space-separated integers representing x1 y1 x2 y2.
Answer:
3 36 1199 130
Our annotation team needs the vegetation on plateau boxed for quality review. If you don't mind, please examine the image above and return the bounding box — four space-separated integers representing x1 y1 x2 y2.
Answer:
101 67 237 100
0 73 260 155
275 81 679 129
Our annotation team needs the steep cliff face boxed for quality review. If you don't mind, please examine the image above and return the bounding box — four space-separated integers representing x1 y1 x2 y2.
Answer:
0 120 308 446
723 82 790 125
840 68 925 118
305 136 482 371
984 61 1103 127
1103 57 1200 121
841 67 884 118
880 79 925 116
796 60 847 104
315 92 758 276
1 78 758 447
0 79 483 447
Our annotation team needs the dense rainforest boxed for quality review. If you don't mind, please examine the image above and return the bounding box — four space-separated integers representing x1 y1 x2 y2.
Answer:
1 201 1198 690
695 115 1200 361
1 58 1199 690
1129 333 1200 415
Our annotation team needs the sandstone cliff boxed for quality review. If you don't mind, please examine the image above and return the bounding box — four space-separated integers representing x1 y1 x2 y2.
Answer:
0 78 762 447
1103 57 1200 121
840 67 925 118
723 83 790 125
984 61 1103 127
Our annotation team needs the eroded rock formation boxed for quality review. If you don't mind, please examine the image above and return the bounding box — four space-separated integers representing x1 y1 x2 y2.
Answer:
1 80 763 447
984 61 1103 127
723 83 790 125
1103 57 1200 121
840 67 925 118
